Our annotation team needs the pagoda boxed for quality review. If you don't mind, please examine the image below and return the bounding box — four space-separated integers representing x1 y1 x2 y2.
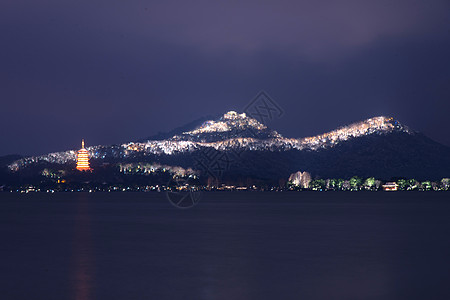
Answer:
76 139 91 171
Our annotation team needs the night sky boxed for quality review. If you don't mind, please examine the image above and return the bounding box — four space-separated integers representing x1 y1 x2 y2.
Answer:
1 0 449 156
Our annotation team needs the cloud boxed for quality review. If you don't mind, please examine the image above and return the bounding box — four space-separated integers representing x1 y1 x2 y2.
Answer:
67 0 450 60
3 0 448 61
0 0 449 155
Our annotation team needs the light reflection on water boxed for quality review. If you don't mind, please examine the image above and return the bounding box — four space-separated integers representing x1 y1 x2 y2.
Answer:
1 192 450 300
72 194 93 300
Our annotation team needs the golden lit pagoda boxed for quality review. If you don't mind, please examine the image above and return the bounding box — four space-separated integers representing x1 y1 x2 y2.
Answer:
76 139 91 171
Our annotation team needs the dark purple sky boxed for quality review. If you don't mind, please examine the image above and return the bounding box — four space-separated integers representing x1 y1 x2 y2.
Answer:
1 0 449 156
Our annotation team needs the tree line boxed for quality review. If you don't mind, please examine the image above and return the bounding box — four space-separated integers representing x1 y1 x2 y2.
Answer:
288 171 450 191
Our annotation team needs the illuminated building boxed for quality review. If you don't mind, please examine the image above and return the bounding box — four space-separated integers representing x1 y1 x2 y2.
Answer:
76 139 91 171
382 182 398 191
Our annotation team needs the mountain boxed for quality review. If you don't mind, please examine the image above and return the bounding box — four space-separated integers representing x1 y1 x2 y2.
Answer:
6 111 450 182
0 155 23 186
170 111 282 142
0 154 22 167
138 114 217 142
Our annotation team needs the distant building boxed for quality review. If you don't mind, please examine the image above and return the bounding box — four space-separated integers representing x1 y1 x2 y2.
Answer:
76 139 91 171
382 182 398 191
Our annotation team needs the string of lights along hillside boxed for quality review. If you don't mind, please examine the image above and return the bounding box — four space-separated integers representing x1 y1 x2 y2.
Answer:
76 139 91 171
7 114 414 171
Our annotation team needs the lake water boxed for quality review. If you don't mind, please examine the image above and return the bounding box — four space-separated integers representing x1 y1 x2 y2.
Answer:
1 192 450 300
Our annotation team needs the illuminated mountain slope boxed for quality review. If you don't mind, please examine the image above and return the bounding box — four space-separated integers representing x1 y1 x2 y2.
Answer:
7 111 450 181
